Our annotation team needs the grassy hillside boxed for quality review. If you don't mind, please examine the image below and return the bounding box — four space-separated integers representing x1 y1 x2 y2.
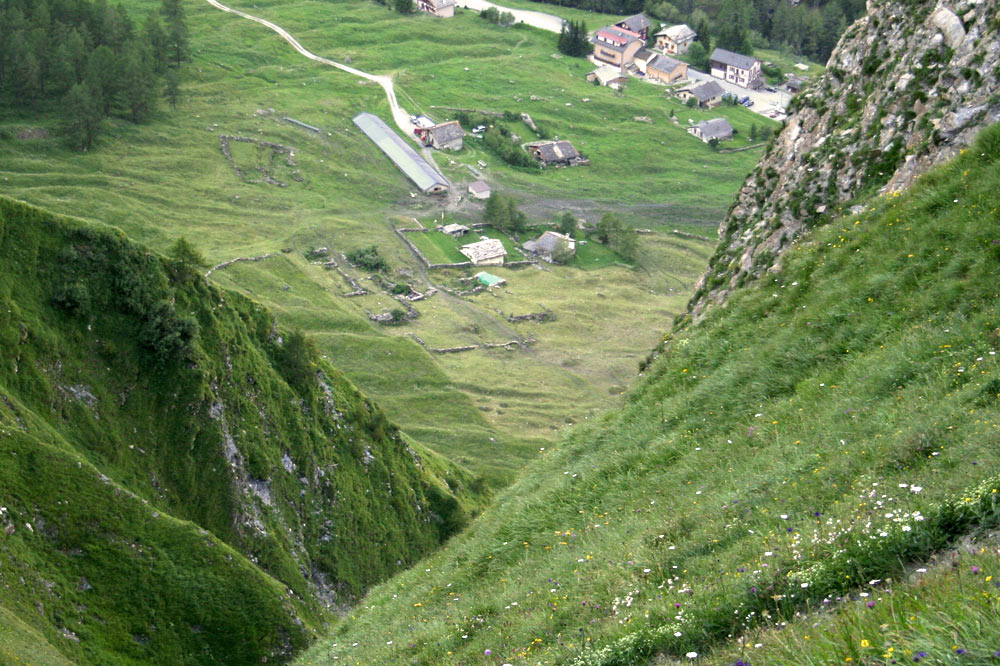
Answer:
295 125 1000 665
0 0 756 482
0 196 479 664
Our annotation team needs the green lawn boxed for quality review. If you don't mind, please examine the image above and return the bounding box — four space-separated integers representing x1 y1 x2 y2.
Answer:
408 230 470 263
570 236 625 269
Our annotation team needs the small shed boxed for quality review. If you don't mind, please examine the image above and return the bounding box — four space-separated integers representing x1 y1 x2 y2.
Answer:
441 223 470 237
468 180 491 199
475 271 506 287
587 65 629 90
460 238 507 265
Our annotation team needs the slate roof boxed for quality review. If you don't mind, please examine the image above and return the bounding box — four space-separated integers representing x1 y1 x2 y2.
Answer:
429 120 464 144
468 180 490 195
460 238 507 263
647 54 684 74
353 112 448 193
531 140 581 163
691 117 733 140
682 79 725 102
616 13 651 34
532 231 574 254
656 23 696 42
710 47 759 71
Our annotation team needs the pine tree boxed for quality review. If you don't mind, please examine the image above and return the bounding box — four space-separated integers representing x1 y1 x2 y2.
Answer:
164 66 180 109
161 0 188 66
61 81 103 150
144 14 169 74
121 40 157 122
715 0 752 55
85 44 118 115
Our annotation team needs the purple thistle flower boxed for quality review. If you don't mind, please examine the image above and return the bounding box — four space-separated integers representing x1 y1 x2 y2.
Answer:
956 648 967 655
867 601 876 608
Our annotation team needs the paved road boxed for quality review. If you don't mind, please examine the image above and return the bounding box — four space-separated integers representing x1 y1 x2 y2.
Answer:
203 0 420 138
453 0 566 33
685 68 790 119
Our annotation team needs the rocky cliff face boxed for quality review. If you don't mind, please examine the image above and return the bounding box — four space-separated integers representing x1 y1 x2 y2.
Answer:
687 0 1000 320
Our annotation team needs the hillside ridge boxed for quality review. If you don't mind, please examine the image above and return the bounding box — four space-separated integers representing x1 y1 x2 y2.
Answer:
0 196 478 664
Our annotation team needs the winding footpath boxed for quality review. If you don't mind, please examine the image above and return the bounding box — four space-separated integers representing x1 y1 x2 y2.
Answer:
203 0 419 138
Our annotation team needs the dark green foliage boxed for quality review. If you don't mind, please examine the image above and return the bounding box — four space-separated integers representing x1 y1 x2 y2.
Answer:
0 0 185 149
139 299 198 364
483 191 527 234
394 0 415 14
60 81 103 150
346 244 389 272
0 197 476 665
480 7 515 26
272 328 317 394
481 124 539 169
557 211 577 236
594 212 637 260
557 20 592 57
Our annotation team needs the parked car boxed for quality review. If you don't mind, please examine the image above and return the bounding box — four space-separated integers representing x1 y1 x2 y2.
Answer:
741 99 754 107
765 86 777 93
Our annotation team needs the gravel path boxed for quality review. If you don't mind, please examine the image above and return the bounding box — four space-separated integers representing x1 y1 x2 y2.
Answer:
203 0 419 138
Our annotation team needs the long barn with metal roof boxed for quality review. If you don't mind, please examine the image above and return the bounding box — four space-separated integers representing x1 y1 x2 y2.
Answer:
352 112 449 194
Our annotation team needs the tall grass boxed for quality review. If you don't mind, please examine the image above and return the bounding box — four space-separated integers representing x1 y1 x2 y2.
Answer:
295 125 1000 665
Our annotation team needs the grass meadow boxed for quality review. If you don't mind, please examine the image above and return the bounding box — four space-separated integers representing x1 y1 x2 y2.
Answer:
294 126 1000 665
0 0 739 483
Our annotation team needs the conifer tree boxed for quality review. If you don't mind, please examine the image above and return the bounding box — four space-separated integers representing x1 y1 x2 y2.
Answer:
61 81 103 150
161 0 188 66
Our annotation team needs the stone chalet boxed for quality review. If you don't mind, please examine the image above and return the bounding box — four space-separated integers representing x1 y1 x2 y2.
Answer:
614 13 652 41
676 79 725 108
710 48 763 89
525 140 589 167
590 26 644 70
468 180 491 199
646 54 687 84
460 238 507 266
417 121 464 150
523 231 576 263
688 118 733 143
417 0 455 17
655 24 696 55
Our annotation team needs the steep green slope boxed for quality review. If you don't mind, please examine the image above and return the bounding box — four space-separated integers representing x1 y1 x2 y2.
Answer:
297 125 1000 665
0 196 478 664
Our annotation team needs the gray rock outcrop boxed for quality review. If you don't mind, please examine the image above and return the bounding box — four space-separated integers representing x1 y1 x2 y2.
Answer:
687 0 1000 321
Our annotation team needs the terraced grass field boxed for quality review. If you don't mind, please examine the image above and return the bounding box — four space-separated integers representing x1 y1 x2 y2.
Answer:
0 0 761 483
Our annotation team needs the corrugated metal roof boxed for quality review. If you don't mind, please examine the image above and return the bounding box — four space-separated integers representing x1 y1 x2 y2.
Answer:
353 112 449 193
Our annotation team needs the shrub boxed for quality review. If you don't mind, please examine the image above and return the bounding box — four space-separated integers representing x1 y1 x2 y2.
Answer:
347 245 389 272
